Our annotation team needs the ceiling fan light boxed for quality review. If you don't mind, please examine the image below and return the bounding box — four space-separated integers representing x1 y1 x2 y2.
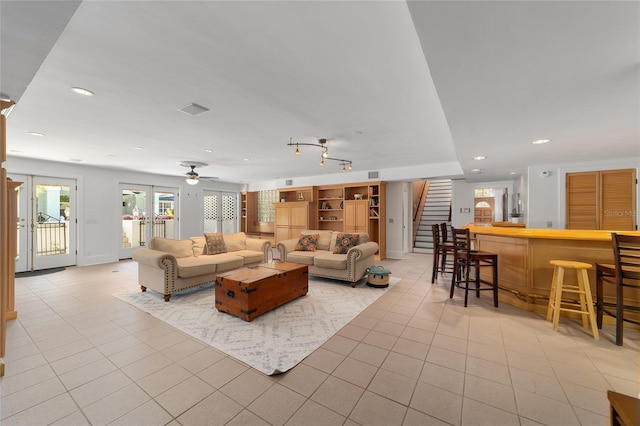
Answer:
186 177 199 185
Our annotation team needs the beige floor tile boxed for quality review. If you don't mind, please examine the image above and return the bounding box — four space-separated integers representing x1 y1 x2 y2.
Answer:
562 381 610 416
514 388 580 426
302 347 345 373
401 326 435 344
0 377 67 420
198 357 249 389
69 370 133 407
402 408 451 426
121 351 173 381
432 332 468 354
107 342 156 368
410 381 463 425
407 317 439 332
381 351 424 379
161 337 207 361
82 383 150 425
321 334 359 355
2 393 79 426
551 360 611 391
155 376 216 417
311 375 365 417
3 353 48 378
392 337 430 360
50 409 92 426
219 370 275 407
0 364 56 396
368 368 417 405
176 391 244 425
332 357 378 388
177 346 227 374
285 399 346 426
350 314 380 329
349 342 390 367
505 349 555 377
248 383 307 425
426 346 466 372
349 390 408 426
465 355 511 385
337 323 370 341
373 319 406 336
509 366 568 403
461 397 520 426
50 348 106 376
362 329 399 350
573 406 609 426
467 340 507 364
136 363 193 397
109 399 174 426
463 374 517 413
58 357 118 390
419 361 465 395
278 363 329 397
225 409 271 426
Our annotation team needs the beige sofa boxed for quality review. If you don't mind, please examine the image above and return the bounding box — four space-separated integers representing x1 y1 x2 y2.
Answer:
133 232 271 301
277 230 378 287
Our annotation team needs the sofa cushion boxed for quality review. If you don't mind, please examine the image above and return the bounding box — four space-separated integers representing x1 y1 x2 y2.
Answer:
286 251 318 266
151 237 193 258
204 232 227 255
295 234 319 251
224 232 246 252
333 233 360 254
175 256 217 277
190 236 207 256
313 253 348 270
304 230 333 251
232 250 264 264
211 254 245 272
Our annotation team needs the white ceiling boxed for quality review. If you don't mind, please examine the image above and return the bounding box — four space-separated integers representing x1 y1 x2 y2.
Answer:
2 1 638 184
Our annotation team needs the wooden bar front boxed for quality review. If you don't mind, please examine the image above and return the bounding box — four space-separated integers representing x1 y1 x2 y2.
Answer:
465 226 640 322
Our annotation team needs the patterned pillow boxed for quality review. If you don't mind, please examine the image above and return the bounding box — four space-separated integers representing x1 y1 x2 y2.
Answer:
204 232 227 255
295 234 319 252
333 233 360 254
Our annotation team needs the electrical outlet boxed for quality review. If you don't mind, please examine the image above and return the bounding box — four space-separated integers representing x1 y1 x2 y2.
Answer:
389 218 394 223
546 221 552 228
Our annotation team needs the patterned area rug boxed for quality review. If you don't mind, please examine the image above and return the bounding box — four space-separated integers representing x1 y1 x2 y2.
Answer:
113 276 398 375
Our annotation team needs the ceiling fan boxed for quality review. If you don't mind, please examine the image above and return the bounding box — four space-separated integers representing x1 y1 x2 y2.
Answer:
179 161 208 185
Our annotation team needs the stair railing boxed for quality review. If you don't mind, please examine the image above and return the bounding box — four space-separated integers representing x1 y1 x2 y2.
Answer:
412 181 430 247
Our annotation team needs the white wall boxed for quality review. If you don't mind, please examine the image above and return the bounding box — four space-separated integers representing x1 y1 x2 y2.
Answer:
385 181 408 259
6 157 244 266
451 179 517 227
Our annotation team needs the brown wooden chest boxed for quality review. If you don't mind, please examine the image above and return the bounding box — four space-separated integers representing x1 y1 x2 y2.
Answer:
215 262 308 321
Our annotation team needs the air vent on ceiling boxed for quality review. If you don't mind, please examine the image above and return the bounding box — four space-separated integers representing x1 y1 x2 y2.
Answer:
178 103 210 116
285 179 293 186
368 171 379 179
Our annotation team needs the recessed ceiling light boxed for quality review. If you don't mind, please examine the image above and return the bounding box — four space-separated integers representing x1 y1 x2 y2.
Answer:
244 158 251 162
107 154 119 158
70 87 94 96
471 168 481 172
531 139 551 145
473 156 486 160
508 171 517 175
205 149 213 153
10 149 24 154
28 132 45 137
133 146 144 150
69 158 83 162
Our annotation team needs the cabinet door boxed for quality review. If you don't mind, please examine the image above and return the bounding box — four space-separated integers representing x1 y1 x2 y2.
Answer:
290 203 309 227
344 200 368 233
601 169 636 230
275 204 290 226
566 172 599 229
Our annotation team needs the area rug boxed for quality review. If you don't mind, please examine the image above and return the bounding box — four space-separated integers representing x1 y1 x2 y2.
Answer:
113 276 399 375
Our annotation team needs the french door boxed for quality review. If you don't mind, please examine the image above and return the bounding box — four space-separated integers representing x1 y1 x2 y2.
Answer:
10 174 77 272
203 191 238 234
119 184 179 259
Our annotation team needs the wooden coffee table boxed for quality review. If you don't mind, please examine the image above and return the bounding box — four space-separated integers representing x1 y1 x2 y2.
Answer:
214 262 308 321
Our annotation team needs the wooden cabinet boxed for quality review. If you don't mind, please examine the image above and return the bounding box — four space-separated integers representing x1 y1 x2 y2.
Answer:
318 185 344 232
566 169 636 230
344 200 369 233
240 192 248 232
275 201 314 242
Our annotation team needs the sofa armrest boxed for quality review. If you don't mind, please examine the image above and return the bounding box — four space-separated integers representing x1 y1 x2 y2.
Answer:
133 248 178 275
346 241 379 264
245 238 272 262
276 238 300 262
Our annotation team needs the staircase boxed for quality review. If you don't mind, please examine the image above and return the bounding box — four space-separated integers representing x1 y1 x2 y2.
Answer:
414 179 452 253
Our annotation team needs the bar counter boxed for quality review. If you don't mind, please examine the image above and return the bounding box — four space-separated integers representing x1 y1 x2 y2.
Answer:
464 225 640 318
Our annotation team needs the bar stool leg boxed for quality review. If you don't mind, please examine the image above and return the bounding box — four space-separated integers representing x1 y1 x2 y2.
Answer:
577 273 589 329
579 268 599 339
546 265 559 322
552 266 565 331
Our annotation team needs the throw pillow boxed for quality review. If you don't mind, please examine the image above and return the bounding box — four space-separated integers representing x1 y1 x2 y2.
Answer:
204 232 227 255
333 233 360 254
295 234 319 252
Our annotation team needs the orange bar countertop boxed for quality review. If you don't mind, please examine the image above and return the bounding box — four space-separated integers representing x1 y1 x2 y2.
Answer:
461 225 640 317
464 225 640 241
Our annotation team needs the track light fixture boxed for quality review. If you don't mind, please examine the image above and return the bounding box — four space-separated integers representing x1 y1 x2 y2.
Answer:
287 137 353 172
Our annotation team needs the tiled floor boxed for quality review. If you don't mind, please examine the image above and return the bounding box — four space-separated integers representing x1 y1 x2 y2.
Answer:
1 253 639 425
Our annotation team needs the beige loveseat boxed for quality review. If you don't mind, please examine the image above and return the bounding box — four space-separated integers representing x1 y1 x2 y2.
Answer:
133 232 271 301
277 230 378 287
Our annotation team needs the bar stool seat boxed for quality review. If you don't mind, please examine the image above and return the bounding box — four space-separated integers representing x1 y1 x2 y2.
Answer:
546 260 598 339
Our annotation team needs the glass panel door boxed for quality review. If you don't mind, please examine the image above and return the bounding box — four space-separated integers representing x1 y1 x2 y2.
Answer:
152 187 178 240
120 185 151 259
204 191 239 234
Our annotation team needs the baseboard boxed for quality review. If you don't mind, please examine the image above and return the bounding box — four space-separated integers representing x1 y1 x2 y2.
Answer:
385 250 405 259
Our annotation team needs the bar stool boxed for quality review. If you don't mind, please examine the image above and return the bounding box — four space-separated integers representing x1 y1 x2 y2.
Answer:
546 260 599 339
431 224 454 283
450 227 499 307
